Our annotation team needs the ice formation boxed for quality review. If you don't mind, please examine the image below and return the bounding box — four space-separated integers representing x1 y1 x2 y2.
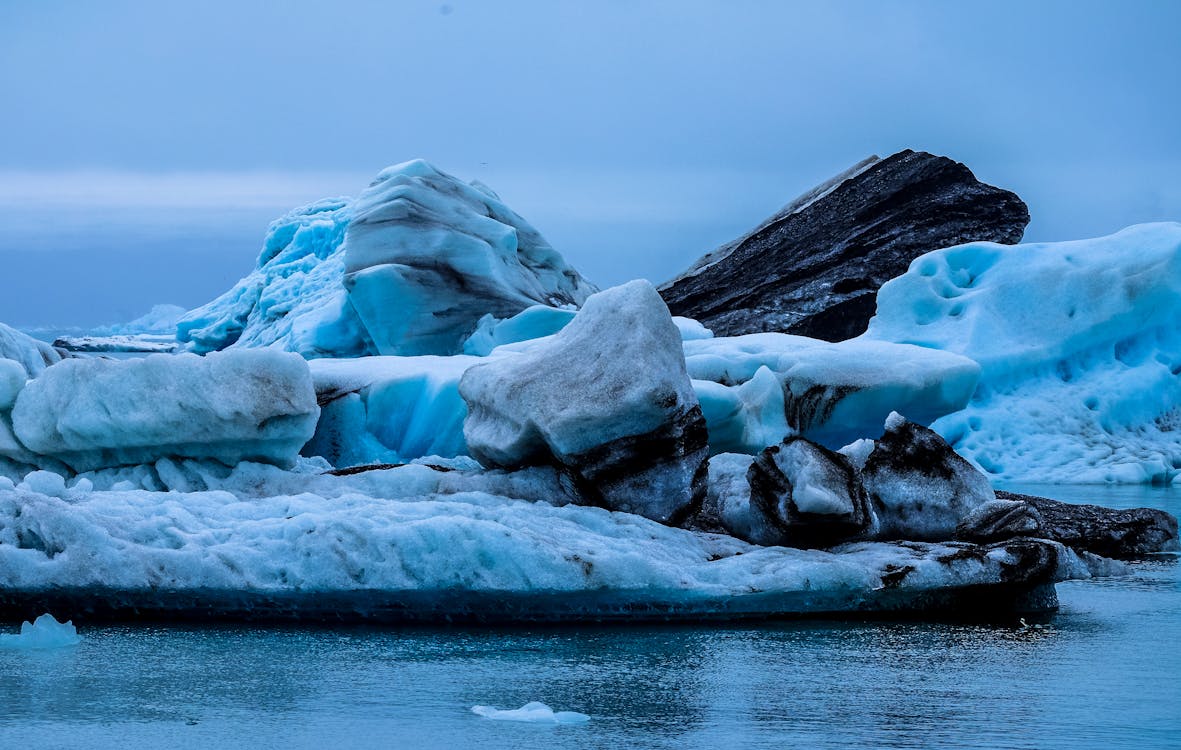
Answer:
178 198 365 357
0 613 81 649
10 350 319 472
460 281 708 524
471 702 591 724
0 457 1101 619
0 322 63 376
865 222 1181 483
684 333 980 451
345 160 596 355
178 161 596 359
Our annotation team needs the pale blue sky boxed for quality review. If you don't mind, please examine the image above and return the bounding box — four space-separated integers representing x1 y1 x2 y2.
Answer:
1 0 1179 326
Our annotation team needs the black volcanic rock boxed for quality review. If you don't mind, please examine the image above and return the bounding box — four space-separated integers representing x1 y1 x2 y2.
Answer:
658 150 1030 341
996 490 1179 558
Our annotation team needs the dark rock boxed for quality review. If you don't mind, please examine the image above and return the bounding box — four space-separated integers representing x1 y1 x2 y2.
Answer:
955 499 1044 543
997 490 1180 558
862 416 994 540
746 436 873 548
658 150 1030 341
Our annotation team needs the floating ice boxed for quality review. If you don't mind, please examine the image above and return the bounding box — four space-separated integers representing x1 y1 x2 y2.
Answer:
12 350 319 472
865 222 1181 483
0 613 81 649
471 701 590 724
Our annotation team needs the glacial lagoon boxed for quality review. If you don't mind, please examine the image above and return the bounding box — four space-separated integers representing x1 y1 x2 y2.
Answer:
1 485 1176 750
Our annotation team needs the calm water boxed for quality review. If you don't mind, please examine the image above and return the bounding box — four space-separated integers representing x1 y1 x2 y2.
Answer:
1 486 1178 749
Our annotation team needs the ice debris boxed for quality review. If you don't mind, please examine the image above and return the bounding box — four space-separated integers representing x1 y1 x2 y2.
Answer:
471 701 590 724
0 614 81 650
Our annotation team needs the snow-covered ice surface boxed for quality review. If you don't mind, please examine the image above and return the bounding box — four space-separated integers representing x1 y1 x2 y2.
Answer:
0 613 80 649
10 350 319 472
866 222 1181 483
684 333 980 451
471 702 590 724
0 457 1100 621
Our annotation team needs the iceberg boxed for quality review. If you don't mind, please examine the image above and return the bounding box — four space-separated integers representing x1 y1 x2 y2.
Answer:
0 459 1101 621
471 702 590 724
0 613 81 649
865 222 1181 483
0 322 63 376
343 159 596 355
178 160 596 359
11 350 320 472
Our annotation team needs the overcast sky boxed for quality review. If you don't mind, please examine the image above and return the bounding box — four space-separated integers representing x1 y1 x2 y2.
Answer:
2 0 1179 327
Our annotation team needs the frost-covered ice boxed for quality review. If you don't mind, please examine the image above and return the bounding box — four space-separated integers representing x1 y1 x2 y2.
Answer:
685 333 980 451
11 350 319 472
471 702 590 724
0 322 63 376
865 222 1181 483
0 613 81 649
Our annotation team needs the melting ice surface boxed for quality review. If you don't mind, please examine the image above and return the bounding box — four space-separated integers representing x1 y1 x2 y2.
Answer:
0 613 81 649
471 701 591 724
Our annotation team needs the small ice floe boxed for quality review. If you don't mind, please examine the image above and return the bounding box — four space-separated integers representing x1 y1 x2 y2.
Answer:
0 613 82 649
470 701 590 724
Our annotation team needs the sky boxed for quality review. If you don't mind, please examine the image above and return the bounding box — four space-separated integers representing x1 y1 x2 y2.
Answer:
1 0 1179 327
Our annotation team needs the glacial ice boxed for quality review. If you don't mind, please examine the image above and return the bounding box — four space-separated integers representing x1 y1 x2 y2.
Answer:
865 222 1181 483
177 198 367 358
0 613 81 650
0 459 1099 617
11 350 320 472
177 161 596 359
0 358 26 410
471 702 590 724
460 281 708 523
0 322 63 376
684 333 980 451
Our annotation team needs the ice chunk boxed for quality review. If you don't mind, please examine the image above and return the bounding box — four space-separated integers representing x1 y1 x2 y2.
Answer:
0 322 63 376
865 222 1181 483
0 613 81 649
460 281 708 524
684 333 979 451
12 350 319 472
471 702 590 724
19 470 66 497
343 160 596 355
0 358 27 410
462 305 577 356
862 417 994 540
